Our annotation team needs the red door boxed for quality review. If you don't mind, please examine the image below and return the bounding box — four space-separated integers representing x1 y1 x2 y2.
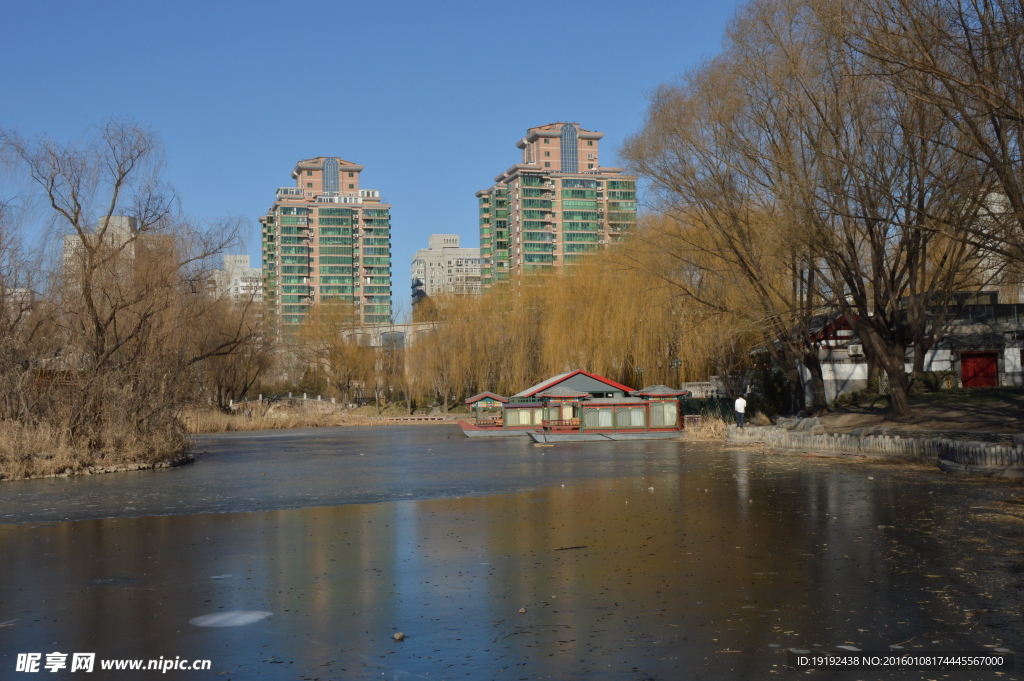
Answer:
961 352 998 388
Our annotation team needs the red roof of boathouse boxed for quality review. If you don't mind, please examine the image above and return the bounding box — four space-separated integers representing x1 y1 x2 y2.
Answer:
513 370 634 398
465 392 508 405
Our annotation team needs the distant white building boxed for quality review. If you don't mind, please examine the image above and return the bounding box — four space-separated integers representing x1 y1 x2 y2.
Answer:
211 255 263 303
62 216 138 270
411 234 481 301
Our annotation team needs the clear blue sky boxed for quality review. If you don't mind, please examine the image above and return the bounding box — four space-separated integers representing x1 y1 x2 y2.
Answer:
0 0 741 319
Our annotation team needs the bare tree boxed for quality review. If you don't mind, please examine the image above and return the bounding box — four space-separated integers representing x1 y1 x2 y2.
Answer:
199 298 272 410
838 0 1024 264
766 0 995 416
0 119 262 477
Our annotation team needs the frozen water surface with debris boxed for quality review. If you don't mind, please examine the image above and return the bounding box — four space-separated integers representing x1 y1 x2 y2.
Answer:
0 424 1020 679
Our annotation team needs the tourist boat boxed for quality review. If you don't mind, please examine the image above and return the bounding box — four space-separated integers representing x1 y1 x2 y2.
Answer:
457 370 695 441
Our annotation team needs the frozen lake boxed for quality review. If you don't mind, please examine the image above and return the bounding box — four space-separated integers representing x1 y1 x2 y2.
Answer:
0 424 1018 679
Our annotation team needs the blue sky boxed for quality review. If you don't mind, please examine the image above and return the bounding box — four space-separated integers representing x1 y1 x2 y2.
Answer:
1 0 741 319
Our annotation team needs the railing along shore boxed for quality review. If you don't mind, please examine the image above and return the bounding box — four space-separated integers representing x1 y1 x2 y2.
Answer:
727 423 1024 478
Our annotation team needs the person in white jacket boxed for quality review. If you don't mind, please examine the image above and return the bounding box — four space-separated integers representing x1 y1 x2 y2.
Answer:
734 395 747 428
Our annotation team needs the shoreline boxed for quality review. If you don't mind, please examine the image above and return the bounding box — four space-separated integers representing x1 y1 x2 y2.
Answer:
727 421 1024 479
0 419 462 483
0 452 196 483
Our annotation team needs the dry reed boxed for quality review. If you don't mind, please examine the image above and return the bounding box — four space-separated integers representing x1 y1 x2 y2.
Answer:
681 415 729 441
181 408 388 434
0 419 188 481
749 412 771 427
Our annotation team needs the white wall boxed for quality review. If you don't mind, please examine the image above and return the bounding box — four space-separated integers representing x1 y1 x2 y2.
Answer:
798 362 869 404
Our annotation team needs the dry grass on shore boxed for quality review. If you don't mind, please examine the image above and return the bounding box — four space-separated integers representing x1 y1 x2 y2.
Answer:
2 403 396 480
181 407 389 434
0 420 189 481
681 415 729 441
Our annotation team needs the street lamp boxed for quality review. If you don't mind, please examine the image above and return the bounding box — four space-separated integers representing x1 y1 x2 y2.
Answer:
670 357 682 388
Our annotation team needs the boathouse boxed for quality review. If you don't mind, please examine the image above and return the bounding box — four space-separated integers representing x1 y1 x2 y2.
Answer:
459 372 693 437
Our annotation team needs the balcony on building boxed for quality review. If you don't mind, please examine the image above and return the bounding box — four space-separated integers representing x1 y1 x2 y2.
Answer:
317 192 363 204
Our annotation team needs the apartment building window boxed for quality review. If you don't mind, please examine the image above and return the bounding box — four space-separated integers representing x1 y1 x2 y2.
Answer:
544 151 550 157
307 171 313 176
587 140 594 146
560 123 579 173
322 158 339 193
349 184 354 189
307 183 313 188
588 163 594 169
544 162 551 168
348 172 354 177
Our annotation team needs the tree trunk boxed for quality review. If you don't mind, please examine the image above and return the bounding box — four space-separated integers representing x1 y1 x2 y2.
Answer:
765 342 805 415
911 339 933 376
800 349 829 413
884 353 912 420
887 373 911 419
867 355 881 390
785 365 805 415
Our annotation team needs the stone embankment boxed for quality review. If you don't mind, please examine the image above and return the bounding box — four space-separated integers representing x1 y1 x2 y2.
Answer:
727 418 1024 479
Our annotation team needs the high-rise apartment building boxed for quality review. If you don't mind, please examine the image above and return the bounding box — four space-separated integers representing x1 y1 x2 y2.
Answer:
477 123 638 287
476 185 508 286
260 157 392 335
411 234 482 302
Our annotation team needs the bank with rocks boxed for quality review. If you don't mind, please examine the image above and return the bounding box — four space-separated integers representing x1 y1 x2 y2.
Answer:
0 453 195 482
727 418 1024 479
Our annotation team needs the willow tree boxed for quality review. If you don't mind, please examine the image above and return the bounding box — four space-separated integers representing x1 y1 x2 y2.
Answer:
405 243 754 406
625 0 996 418
295 298 375 404
623 43 832 412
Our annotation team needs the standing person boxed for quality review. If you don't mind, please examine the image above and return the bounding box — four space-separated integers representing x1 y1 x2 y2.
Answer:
734 394 747 428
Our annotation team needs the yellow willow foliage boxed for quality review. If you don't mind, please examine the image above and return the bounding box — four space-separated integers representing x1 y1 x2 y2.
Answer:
406 233 758 403
294 299 376 400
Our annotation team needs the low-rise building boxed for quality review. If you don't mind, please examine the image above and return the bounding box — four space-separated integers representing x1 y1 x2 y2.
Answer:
410 234 481 302
798 294 1024 403
210 255 263 303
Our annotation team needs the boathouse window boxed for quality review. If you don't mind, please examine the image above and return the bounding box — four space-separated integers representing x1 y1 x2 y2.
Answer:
583 407 613 428
649 401 678 427
507 408 543 426
616 407 646 428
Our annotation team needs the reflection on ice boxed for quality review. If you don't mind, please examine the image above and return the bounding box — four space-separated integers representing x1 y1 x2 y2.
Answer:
189 611 272 627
